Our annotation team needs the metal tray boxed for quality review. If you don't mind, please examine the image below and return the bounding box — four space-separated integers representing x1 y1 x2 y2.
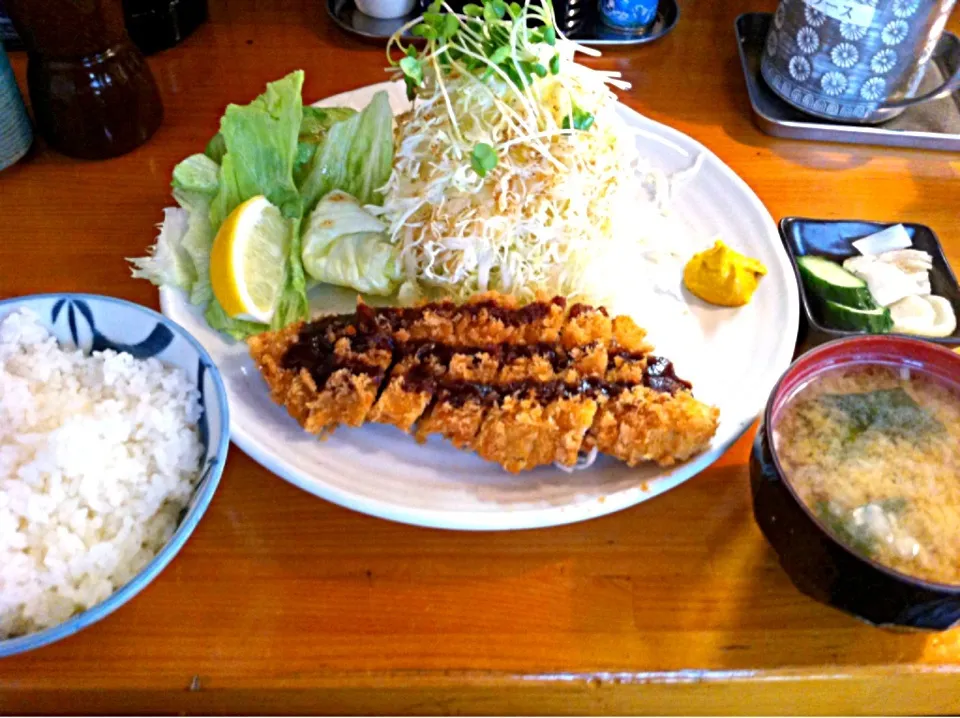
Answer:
736 13 960 152
327 0 678 47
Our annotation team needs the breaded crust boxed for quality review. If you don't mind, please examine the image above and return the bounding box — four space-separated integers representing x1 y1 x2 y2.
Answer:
248 293 720 471
589 386 720 467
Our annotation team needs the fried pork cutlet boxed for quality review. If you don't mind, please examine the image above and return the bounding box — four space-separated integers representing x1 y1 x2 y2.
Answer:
248 293 720 473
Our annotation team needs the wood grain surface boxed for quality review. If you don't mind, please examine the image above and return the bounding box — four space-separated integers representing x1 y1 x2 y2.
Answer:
2 0 960 714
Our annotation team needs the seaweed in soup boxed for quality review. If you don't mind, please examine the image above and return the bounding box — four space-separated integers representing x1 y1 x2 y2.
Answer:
817 388 943 446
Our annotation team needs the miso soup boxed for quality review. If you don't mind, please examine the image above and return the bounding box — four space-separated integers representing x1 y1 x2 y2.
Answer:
773 362 960 585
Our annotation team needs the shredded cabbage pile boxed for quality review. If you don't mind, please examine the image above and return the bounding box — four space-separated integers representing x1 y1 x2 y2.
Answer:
380 0 663 305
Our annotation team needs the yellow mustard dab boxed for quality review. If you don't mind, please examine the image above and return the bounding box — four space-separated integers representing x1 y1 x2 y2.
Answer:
683 240 768 307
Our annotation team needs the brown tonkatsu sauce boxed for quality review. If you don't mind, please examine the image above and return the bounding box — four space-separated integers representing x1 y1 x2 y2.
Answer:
282 313 393 390
281 301 692 405
369 297 567 330
568 303 609 318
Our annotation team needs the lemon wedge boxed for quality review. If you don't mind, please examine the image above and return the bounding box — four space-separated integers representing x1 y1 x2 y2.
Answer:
210 195 290 324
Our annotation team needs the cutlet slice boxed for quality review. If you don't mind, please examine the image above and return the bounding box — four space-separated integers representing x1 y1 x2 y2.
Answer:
472 343 599 473
588 355 718 467
248 321 309 425
473 388 600 473
562 304 612 348
559 303 611 380
601 314 656 385
414 348 500 448
367 343 447 432
611 314 653 354
251 314 394 434
469 303 620 471
472 393 555 473
589 384 719 467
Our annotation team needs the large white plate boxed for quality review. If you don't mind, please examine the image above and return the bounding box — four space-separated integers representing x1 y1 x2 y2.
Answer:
162 81 799 531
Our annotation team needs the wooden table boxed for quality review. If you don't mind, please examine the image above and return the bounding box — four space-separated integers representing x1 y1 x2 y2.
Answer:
2 0 960 713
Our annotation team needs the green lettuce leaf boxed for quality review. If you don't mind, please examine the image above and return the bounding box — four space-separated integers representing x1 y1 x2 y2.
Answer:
299 91 394 212
128 207 195 290
300 106 358 145
294 106 358 185
273 217 309 328
210 70 309 333
133 72 398 341
301 190 399 295
130 153 219 294
213 70 304 221
204 133 227 164
210 153 243 231
205 299 268 340
172 154 220 196
174 189 215 306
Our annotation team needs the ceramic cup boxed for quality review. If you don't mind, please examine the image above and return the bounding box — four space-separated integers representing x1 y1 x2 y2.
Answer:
599 0 658 33
761 0 960 124
357 0 416 19
0 44 31 171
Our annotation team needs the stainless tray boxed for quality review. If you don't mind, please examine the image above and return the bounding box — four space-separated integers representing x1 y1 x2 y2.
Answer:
736 13 960 152
327 0 678 47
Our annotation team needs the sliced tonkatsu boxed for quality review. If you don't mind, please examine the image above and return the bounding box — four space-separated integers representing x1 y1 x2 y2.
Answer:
247 292 720 473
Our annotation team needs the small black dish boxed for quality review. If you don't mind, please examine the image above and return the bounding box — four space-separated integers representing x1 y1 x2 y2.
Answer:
752 336 960 631
779 217 960 356
327 0 678 47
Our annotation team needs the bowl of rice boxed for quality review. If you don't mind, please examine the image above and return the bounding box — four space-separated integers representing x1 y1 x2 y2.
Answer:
0 293 229 656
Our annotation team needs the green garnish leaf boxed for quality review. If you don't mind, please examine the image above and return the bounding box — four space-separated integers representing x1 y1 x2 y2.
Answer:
483 0 506 23
400 57 423 87
441 13 459 39
543 26 557 45
489 45 510 64
549 53 560 75
508 1 522 18
412 23 438 40
532 62 548 78
470 142 498 177
463 3 483 16
562 106 595 131
427 0 441 12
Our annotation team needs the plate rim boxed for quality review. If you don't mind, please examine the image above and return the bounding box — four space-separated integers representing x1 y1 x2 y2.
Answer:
162 80 799 531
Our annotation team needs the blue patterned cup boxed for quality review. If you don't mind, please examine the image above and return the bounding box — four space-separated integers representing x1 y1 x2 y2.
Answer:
599 0 658 33
0 44 31 171
761 0 960 124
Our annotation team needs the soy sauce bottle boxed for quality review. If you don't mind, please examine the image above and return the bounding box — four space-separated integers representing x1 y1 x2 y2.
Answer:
4 0 163 160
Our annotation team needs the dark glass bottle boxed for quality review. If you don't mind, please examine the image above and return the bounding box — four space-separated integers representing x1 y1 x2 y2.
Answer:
123 0 208 55
0 0 24 50
4 0 163 160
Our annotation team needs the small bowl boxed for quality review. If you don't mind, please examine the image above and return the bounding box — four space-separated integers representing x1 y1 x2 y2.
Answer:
0 293 230 657
357 0 416 19
779 218 960 355
751 335 960 631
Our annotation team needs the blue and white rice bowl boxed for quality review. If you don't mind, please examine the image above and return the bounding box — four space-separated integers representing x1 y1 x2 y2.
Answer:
0 294 229 657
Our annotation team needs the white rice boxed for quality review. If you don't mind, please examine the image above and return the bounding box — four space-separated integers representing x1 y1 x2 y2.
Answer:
0 309 203 638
